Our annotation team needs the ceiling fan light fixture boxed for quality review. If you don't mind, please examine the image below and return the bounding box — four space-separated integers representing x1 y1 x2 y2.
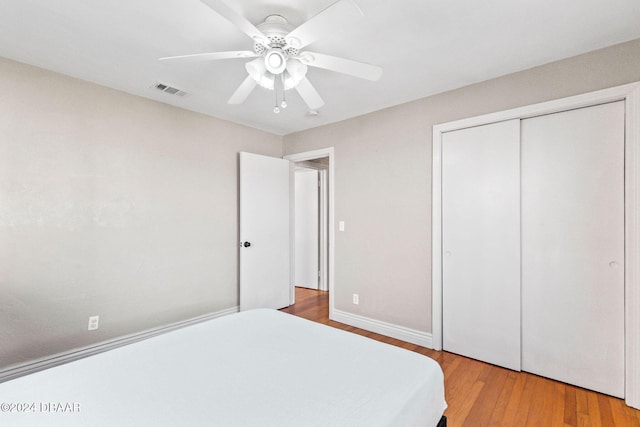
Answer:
246 58 275 89
246 58 265 79
244 58 274 90
264 49 287 74
267 53 282 68
260 73 275 90
284 59 308 90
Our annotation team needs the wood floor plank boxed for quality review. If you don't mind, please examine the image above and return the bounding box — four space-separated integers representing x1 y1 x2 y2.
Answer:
575 387 590 419
451 380 486 427
564 386 578 426
551 382 567 426
525 374 557 426
280 287 640 426
597 393 614 427
465 366 508 426
611 396 640 426
486 371 517 426
499 370 528 426
513 374 536 426
541 377 562 426
586 391 602 427
524 374 550 427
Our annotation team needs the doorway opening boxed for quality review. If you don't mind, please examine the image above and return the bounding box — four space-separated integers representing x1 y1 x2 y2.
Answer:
294 161 327 292
284 147 335 319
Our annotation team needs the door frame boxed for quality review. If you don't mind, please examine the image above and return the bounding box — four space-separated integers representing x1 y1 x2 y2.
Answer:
432 82 640 409
284 147 335 316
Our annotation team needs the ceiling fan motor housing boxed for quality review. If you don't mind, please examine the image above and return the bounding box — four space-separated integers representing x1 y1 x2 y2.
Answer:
255 15 298 57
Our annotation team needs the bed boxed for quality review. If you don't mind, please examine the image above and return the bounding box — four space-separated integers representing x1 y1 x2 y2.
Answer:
0 309 447 426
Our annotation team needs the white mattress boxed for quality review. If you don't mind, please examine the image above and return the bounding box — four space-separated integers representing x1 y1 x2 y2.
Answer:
0 309 446 426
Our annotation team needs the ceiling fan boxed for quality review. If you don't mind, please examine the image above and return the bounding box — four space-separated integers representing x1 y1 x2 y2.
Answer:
160 0 383 113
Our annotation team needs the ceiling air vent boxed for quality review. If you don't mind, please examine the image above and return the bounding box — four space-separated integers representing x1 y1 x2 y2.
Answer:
153 82 188 97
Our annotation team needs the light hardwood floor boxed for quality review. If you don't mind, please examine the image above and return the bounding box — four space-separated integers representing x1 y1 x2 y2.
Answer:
281 287 640 427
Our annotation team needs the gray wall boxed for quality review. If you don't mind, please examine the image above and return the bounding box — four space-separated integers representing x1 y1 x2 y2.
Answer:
0 57 281 369
283 38 640 334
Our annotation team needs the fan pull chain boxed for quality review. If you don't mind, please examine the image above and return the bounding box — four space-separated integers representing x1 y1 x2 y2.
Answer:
274 91 280 114
280 73 287 109
273 73 288 114
272 72 279 113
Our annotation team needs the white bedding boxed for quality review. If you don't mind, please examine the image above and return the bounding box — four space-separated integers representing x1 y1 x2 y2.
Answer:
0 309 446 426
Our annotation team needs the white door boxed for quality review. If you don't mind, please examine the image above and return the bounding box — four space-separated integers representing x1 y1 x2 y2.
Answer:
239 152 291 311
294 168 319 289
442 119 521 371
521 102 625 397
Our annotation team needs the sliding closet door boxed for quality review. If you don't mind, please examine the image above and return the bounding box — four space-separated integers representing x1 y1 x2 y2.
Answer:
521 102 625 397
442 120 521 371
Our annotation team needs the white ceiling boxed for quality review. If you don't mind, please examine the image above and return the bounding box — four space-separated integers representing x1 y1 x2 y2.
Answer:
0 0 639 135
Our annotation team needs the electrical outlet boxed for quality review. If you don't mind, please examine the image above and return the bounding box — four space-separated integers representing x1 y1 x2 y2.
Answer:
353 293 359 305
88 315 100 331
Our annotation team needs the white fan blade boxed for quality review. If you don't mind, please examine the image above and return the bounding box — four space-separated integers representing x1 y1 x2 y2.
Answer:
298 52 382 81
295 77 325 110
200 0 271 46
228 75 258 104
159 51 258 63
285 0 363 50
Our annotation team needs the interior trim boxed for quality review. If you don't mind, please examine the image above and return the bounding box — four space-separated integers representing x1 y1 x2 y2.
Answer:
625 84 640 409
333 309 433 348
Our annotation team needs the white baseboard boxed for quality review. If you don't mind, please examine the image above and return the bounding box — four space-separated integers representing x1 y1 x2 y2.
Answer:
0 306 239 383
332 309 433 349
